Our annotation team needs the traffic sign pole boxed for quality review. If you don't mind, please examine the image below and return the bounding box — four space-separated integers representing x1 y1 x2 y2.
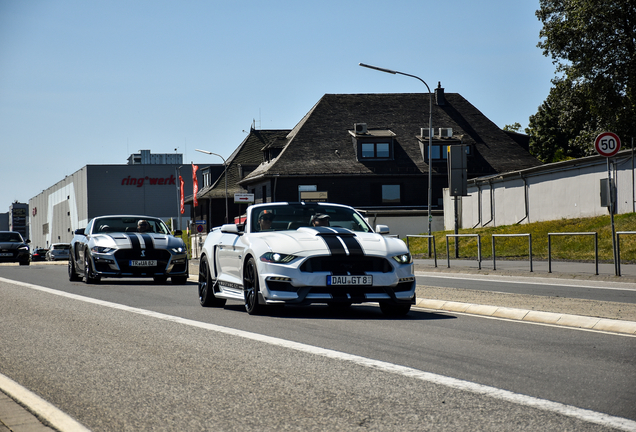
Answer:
595 132 622 276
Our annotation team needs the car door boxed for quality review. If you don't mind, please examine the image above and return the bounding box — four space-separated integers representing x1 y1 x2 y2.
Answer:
74 219 93 272
215 231 244 286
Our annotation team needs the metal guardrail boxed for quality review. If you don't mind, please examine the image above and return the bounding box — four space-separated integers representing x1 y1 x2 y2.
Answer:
406 235 437 268
446 234 481 269
548 232 598 275
616 231 636 276
492 233 533 272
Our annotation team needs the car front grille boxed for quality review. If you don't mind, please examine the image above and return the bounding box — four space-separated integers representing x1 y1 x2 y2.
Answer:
300 256 392 274
114 249 171 274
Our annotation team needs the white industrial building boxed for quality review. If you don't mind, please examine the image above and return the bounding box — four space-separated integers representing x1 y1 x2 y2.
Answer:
28 151 218 249
444 149 636 230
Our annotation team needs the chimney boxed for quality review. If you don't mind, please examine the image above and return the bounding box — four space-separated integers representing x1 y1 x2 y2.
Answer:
435 82 445 106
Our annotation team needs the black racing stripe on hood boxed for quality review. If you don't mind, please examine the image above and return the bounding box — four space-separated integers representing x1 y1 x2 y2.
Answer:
125 233 142 252
321 236 346 256
139 233 155 250
308 226 363 256
340 236 364 256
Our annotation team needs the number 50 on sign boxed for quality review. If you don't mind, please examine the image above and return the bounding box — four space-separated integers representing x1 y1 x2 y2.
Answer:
594 132 621 157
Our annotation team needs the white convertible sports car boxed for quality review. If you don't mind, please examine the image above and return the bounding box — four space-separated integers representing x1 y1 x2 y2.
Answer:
198 202 415 316
68 215 189 284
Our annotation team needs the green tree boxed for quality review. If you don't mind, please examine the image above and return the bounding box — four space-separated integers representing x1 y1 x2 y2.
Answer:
528 0 636 162
503 122 522 133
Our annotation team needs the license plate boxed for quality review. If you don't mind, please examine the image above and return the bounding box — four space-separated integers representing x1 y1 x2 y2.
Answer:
0 252 12 257
327 275 373 286
130 260 157 267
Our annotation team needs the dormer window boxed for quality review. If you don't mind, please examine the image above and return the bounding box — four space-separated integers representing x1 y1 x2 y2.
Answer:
361 142 391 159
350 126 396 161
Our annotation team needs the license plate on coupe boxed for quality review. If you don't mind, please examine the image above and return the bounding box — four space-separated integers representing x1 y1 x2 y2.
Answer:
130 260 157 267
327 275 373 286
0 252 12 257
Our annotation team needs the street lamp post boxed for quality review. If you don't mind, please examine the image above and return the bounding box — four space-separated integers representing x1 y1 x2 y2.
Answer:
195 149 229 224
359 63 434 252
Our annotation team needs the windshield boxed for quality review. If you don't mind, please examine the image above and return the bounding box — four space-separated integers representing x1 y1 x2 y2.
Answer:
0 232 24 242
93 217 170 235
250 204 371 233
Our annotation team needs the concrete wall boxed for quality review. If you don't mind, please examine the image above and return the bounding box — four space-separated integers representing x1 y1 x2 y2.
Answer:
446 150 636 230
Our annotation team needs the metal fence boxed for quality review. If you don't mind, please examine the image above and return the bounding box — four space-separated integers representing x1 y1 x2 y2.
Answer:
446 234 482 269
492 233 533 272
547 232 598 275
406 235 437 267
616 231 636 276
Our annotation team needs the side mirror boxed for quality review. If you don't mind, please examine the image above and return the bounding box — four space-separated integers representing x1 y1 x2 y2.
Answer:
75 228 85 236
220 224 240 234
375 224 390 234
173 230 183 236
25 239 31 244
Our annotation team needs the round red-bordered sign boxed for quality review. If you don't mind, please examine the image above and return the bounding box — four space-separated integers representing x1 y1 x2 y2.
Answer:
594 132 621 157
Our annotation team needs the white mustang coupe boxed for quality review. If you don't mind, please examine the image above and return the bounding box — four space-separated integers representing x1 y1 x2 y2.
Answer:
198 202 415 316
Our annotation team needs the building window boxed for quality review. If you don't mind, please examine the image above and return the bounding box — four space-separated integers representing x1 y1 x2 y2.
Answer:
298 185 317 201
382 185 400 204
361 142 391 159
429 144 470 161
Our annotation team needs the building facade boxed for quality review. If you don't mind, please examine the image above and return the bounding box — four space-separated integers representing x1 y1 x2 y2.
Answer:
448 149 636 229
28 151 215 249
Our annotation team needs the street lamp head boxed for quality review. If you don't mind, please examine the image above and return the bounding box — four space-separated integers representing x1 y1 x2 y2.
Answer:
359 63 397 75
195 148 212 155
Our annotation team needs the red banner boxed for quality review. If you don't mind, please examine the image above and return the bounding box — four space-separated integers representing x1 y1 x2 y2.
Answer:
192 163 199 207
179 175 185 214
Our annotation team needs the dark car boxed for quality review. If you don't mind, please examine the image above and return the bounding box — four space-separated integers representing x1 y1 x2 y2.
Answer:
31 248 49 262
68 215 189 284
0 231 31 266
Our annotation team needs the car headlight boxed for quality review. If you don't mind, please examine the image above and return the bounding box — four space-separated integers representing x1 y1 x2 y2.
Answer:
392 253 412 264
260 252 296 264
18 245 29 250
171 247 185 253
91 246 115 254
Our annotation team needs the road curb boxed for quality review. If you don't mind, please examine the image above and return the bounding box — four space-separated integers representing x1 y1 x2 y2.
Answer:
415 298 636 335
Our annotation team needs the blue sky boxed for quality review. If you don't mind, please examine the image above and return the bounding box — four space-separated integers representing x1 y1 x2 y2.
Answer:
0 0 554 212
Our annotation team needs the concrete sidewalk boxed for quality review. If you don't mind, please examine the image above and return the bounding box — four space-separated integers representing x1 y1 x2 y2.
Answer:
413 257 636 283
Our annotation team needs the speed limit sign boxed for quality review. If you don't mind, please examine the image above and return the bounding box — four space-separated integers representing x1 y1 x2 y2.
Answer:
594 132 621 157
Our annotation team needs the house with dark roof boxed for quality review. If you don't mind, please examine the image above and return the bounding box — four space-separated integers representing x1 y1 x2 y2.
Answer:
190 128 291 228
192 89 542 234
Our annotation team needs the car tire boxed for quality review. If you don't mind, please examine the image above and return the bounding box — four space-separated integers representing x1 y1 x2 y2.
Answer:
68 256 81 281
19 260 30 266
379 302 411 317
153 275 168 284
198 256 226 307
243 257 264 315
83 250 101 284
171 275 188 285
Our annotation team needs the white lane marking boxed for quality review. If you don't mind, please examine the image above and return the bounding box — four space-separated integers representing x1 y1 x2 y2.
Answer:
0 373 91 432
415 272 636 292
2 277 636 432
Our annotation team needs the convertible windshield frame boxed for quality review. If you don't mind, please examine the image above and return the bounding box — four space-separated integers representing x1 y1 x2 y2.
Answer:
250 203 372 233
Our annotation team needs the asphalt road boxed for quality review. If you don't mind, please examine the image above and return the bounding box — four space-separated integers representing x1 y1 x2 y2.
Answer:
1 264 635 431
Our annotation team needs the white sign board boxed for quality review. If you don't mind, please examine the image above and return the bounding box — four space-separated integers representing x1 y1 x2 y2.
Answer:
234 193 255 204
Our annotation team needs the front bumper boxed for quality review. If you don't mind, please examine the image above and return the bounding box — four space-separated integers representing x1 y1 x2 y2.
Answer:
257 256 416 305
0 249 30 263
89 249 189 278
